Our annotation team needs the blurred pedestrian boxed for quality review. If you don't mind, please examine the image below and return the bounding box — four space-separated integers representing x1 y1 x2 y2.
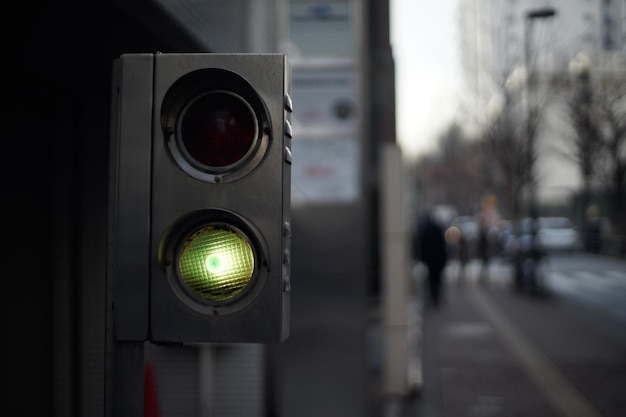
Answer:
444 225 468 281
417 211 448 307
477 225 490 280
476 196 500 282
457 230 469 281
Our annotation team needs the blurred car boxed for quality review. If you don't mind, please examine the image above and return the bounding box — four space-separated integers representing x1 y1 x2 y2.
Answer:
501 218 532 258
450 216 479 242
502 216 581 256
537 216 581 252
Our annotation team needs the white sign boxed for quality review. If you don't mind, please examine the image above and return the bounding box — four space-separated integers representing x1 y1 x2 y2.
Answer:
291 64 359 137
291 138 359 204
289 61 361 204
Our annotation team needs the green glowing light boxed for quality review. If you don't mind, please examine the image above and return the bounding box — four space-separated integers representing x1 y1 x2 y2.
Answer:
205 253 224 273
178 225 255 301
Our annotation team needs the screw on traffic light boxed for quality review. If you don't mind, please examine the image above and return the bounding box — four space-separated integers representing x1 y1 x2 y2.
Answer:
108 53 292 344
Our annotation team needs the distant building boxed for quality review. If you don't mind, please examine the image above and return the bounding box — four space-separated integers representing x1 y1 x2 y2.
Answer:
458 0 626 206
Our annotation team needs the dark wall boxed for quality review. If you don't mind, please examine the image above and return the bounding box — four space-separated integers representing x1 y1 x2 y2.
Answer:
7 2 202 415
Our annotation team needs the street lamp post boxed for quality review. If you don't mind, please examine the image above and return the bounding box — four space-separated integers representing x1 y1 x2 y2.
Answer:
519 7 556 288
515 7 556 285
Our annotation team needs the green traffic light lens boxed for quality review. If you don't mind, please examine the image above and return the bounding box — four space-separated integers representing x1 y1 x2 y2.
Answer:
178 225 255 302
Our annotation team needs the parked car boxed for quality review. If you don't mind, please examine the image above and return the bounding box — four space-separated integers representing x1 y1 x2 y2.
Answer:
502 216 581 256
537 216 581 252
501 218 532 258
450 216 479 243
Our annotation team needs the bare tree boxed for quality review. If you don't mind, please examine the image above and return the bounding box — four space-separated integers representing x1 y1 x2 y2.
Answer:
437 124 485 215
565 71 600 187
412 123 487 216
482 99 526 220
480 68 556 218
564 69 602 249
565 71 626 253
596 79 626 253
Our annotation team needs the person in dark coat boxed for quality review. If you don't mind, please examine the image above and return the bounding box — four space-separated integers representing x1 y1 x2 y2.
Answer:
477 225 490 280
417 212 448 307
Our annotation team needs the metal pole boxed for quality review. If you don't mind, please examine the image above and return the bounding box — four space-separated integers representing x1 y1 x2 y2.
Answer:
104 266 145 417
523 8 557 224
524 14 538 248
521 7 556 286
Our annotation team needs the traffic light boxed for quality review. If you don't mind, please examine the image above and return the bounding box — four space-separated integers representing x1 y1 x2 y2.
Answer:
108 53 292 344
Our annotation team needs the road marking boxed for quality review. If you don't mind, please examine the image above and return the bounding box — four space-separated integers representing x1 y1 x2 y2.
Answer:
605 270 626 280
550 271 605 294
573 271 602 280
468 287 604 417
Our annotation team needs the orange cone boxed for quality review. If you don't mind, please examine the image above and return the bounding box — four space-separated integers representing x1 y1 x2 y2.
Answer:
144 362 161 417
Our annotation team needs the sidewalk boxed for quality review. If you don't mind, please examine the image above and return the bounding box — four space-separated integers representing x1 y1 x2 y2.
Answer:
396 259 562 417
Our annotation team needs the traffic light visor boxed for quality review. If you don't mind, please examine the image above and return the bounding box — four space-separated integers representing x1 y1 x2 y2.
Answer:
178 224 255 302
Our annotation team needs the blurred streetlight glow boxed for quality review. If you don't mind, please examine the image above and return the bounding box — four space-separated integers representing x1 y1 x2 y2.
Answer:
568 52 591 76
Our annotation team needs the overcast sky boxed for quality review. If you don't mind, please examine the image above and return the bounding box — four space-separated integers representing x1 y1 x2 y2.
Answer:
390 0 464 159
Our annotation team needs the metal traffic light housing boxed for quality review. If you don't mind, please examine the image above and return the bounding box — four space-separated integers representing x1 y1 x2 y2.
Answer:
108 53 292 344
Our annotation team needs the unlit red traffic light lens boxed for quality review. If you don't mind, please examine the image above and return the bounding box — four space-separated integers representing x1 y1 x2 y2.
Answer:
180 92 256 167
178 225 255 301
